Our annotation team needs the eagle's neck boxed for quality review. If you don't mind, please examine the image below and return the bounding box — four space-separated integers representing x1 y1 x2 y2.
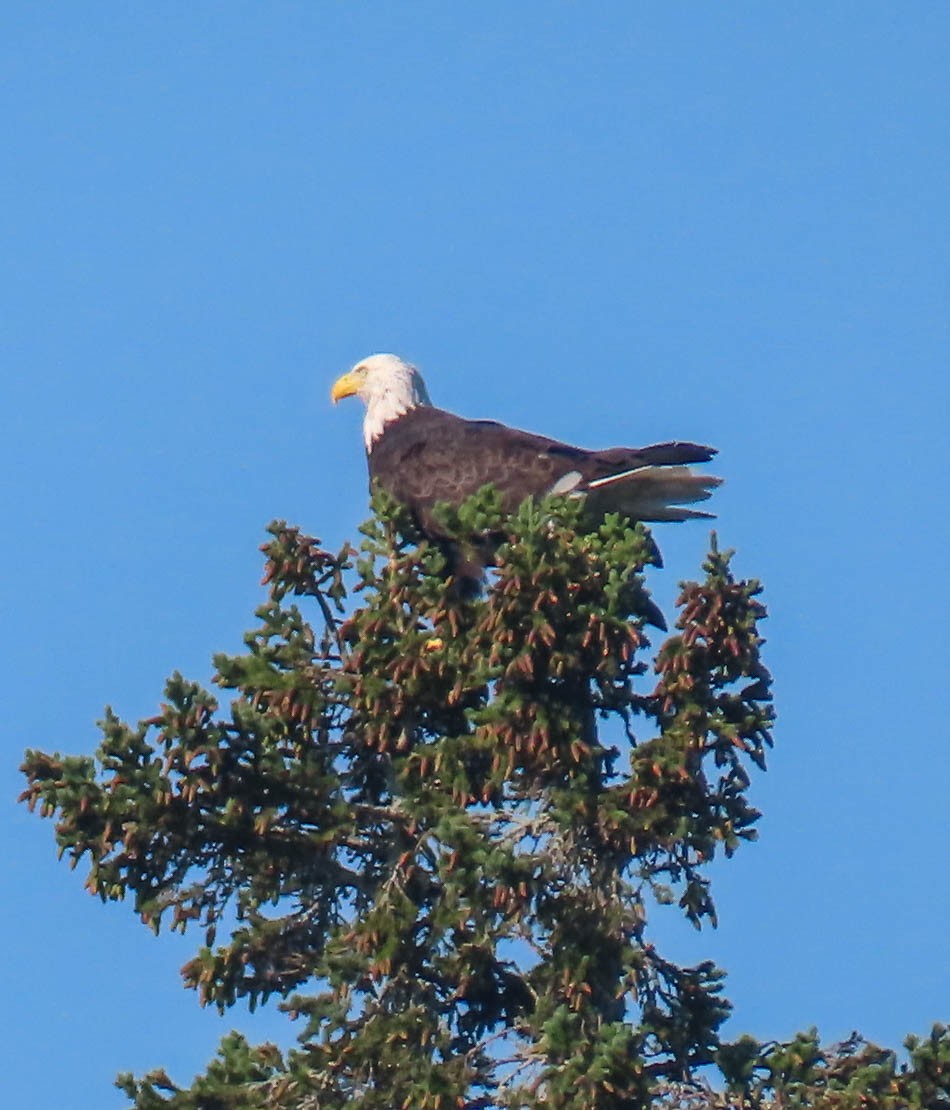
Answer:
364 376 431 451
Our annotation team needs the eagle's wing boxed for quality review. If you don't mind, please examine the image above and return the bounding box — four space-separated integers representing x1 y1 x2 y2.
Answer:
368 408 579 514
368 406 720 526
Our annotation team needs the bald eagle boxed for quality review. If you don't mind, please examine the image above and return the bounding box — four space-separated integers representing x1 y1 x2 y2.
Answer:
332 353 721 585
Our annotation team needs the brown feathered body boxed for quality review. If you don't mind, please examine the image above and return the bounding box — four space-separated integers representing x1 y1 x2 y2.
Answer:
368 405 720 541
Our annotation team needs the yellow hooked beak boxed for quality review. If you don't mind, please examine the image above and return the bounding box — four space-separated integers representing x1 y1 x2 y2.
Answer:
330 370 362 404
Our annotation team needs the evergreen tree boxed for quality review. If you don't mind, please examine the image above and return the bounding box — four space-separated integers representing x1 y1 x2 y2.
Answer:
20 492 949 1108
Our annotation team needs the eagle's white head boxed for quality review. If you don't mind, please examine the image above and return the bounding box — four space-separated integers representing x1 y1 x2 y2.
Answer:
331 353 432 450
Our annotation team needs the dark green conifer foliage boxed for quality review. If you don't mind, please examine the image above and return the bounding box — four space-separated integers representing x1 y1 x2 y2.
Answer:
20 492 948 1108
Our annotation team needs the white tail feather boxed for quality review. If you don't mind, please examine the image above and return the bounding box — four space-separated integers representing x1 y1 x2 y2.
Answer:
583 465 722 522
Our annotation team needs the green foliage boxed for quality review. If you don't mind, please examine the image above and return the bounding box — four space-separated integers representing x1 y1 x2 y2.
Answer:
20 491 946 1108
669 1024 950 1109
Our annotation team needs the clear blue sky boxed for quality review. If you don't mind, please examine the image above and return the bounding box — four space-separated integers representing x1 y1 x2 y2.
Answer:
3 5 948 1105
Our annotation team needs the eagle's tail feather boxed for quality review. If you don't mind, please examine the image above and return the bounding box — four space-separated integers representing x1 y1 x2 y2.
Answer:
585 465 723 523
